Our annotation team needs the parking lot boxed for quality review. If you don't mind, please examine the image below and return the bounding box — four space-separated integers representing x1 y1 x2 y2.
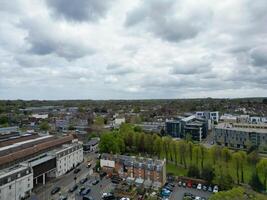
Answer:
170 186 212 200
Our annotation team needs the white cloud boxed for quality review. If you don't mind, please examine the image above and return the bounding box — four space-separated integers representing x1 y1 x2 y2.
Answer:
0 0 266 99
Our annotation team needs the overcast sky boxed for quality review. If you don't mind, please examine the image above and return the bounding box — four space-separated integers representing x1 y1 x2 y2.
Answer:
0 0 267 100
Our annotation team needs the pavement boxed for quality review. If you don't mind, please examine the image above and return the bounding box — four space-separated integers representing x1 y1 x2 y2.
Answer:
169 186 212 200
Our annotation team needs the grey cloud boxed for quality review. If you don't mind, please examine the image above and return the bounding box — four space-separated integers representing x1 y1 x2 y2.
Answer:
125 0 212 42
46 0 112 22
171 60 211 75
249 46 267 67
106 64 135 75
21 19 94 60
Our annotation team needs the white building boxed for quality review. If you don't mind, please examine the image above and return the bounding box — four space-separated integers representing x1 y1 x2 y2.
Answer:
53 141 83 177
31 114 48 119
195 111 219 123
0 164 33 200
113 117 126 128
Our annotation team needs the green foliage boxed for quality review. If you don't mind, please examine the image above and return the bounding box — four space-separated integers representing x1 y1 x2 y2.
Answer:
257 159 267 190
249 170 264 192
201 165 215 183
209 187 244 200
0 115 8 125
187 165 200 178
39 121 50 131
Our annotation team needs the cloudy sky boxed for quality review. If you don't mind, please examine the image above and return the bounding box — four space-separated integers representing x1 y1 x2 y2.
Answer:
0 0 267 100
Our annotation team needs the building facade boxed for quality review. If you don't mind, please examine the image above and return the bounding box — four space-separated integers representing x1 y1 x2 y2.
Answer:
214 123 267 152
0 164 33 200
54 141 83 177
100 154 166 187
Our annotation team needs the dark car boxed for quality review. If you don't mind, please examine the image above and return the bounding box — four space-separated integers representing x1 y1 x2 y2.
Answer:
202 185 207 191
164 186 173 192
58 196 68 200
83 196 94 200
81 188 91 196
79 187 86 194
51 186 61 195
100 172 107 179
103 194 116 200
80 177 88 184
92 180 99 185
74 168 81 174
69 184 78 193
192 183 197 189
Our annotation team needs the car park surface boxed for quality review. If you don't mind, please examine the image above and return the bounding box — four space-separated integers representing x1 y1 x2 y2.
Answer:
168 183 212 200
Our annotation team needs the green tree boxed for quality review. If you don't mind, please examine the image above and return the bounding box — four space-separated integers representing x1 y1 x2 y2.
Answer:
209 187 244 200
249 170 264 192
221 147 231 167
257 159 267 190
153 136 163 159
232 152 241 184
201 165 215 183
199 145 206 170
210 145 221 165
39 121 50 131
187 165 200 178
178 140 187 168
239 151 247 183
187 141 193 163
193 145 200 167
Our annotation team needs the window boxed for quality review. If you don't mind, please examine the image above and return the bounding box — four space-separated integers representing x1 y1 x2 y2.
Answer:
9 185 12 190
17 173 21 178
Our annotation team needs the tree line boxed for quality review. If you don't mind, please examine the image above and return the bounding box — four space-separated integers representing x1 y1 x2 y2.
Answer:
99 123 267 192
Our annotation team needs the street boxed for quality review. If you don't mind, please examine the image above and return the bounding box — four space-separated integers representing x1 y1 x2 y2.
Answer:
30 151 98 200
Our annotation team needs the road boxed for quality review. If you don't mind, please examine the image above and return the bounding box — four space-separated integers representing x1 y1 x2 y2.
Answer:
30 151 98 200
170 186 212 200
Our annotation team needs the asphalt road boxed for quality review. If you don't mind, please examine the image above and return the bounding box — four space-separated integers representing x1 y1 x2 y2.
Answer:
30 151 98 200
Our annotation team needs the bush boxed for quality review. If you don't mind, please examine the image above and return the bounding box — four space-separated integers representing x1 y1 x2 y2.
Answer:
187 165 200 178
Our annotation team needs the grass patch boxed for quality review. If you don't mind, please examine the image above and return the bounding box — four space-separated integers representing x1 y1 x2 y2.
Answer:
166 162 187 176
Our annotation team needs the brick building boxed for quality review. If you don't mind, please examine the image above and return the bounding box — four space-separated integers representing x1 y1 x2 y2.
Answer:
100 154 166 187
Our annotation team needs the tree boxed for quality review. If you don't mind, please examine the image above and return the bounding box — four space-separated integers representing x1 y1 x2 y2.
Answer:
210 145 221 165
238 151 247 183
232 152 240 184
221 147 231 167
201 165 215 183
187 141 193 163
209 187 244 200
257 159 267 190
171 141 178 165
193 145 200 167
178 140 187 168
247 150 260 167
153 136 163 159
187 165 200 178
213 166 234 190
39 121 50 131
199 145 206 170
249 170 264 192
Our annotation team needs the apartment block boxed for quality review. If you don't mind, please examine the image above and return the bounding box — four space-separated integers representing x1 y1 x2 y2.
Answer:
214 123 267 152
0 164 33 200
100 154 166 187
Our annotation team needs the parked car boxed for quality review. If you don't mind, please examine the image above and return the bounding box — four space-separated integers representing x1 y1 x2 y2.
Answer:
202 185 207 191
58 195 68 200
164 186 173 192
161 188 171 197
195 196 201 200
80 178 88 184
51 186 61 195
213 185 219 193
100 171 107 179
187 181 192 188
182 182 187 187
178 181 182 187
87 163 92 168
69 184 78 193
208 186 213 192
83 196 94 200
197 183 202 190
81 188 91 196
92 180 99 185
74 168 81 174
192 183 197 189
79 187 86 195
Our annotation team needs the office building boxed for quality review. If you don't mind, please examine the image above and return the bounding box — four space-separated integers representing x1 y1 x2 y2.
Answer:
214 123 267 151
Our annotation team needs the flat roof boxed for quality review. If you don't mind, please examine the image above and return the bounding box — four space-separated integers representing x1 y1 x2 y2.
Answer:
0 135 53 152
0 165 29 178
215 123 267 134
27 154 55 167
